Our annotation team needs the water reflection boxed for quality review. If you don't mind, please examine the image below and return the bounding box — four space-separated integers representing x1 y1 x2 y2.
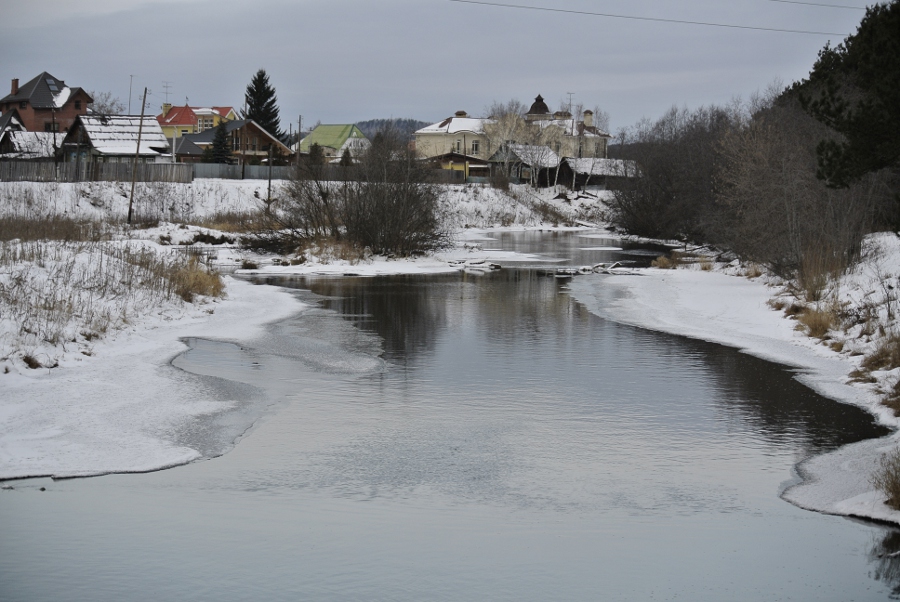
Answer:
259 269 887 464
870 528 900 599
696 344 889 454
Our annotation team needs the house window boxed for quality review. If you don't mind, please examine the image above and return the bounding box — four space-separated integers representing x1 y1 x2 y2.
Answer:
19 101 27 109
455 139 461 153
471 140 480 155
252 137 258 152
233 136 241 151
75 100 81 110
44 122 59 132
181 129 189 136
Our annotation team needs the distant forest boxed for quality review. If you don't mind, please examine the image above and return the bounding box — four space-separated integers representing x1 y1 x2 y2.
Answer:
355 118 430 140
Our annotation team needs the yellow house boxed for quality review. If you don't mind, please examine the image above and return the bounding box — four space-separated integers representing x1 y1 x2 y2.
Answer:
156 104 238 139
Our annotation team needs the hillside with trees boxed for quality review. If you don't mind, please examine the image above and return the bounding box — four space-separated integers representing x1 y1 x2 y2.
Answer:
355 118 429 141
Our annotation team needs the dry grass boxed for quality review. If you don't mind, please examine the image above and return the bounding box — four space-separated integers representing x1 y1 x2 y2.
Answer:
0 238 224 364
188 210 262 234
796 305 838 338
173 258 224 302
872 446 900 508
651 254 678 269
744 263 763 278
798 249 845 303
861 334 900 372
699 258 713 271
0 215 110 243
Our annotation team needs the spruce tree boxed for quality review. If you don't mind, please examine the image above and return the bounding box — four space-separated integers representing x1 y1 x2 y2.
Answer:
339 147 353 167
242 69 283 141
211 121 231 164
308 143 325 166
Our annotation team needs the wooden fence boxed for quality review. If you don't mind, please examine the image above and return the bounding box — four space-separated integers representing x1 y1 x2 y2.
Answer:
1 160 467 185
0 161 193 184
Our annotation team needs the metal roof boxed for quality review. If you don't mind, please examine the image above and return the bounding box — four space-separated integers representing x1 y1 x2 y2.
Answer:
75 115 169 156
0 72 91 110
299 124 368 153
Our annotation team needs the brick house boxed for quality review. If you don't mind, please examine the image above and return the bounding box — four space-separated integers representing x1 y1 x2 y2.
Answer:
0 72 92 133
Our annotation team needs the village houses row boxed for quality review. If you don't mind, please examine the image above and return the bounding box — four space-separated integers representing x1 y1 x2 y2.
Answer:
0 71 619 186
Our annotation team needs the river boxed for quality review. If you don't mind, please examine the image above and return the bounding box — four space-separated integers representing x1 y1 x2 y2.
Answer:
2 231 899 600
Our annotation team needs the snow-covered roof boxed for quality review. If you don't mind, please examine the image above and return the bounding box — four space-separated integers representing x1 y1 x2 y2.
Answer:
416 116 492 135
0 131 58 158
565 158 634 177
78 115 169 156
506 144 560 168
530 117 609 139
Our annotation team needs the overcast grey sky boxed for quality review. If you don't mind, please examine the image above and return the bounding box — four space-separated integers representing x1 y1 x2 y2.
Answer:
1 0 868 132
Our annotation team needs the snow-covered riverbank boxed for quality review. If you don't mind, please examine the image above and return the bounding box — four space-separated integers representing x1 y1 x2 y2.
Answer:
567 246 900 526
0 277 303 480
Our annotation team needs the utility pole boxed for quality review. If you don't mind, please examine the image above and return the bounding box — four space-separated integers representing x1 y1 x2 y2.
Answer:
128 75 134 114
127 87 148 225
267 144 273 202
297 114 302 166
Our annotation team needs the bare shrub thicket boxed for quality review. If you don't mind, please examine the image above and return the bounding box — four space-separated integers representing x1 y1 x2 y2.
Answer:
713 99 893 284
607 105 741 240
250 127 448 256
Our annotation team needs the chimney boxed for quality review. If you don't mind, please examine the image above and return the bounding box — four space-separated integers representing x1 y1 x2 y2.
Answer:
583 110 593 128
454 110 468 118
11 79 19 95
162 103 172 117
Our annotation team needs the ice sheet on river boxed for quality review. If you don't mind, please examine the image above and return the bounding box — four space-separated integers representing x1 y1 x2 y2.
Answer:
566 268 900 525
0 278 306 480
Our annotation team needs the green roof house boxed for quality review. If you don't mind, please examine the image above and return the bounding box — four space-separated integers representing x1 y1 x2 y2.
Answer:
298 124 370 161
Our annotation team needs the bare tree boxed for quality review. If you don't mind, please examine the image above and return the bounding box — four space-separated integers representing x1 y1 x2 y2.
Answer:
87 91 125 116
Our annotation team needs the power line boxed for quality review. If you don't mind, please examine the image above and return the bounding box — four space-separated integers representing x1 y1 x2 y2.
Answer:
767 0 866 9
447 0 851 35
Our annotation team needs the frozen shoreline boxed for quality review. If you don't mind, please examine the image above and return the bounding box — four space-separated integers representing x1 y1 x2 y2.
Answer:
0 277 304 480
566 267 900 526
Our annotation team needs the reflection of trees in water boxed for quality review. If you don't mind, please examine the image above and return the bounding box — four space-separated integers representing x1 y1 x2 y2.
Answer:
260 270 888 457
303 275 451 363
869 529 900 599
466 270 587 345
686 336 889 454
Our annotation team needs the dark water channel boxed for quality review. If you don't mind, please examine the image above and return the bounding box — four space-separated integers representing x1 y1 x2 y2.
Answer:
3 231 900 600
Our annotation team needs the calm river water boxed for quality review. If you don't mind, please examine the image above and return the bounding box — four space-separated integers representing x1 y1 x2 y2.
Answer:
3 231 900 600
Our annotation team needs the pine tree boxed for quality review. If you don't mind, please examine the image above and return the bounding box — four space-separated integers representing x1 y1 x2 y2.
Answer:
242 69 283 141
339 147 353 167
796 1 900 187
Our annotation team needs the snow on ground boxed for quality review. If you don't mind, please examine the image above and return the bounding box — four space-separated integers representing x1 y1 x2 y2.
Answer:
567 236 900 526
0 277 303 480
0 179 607 229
